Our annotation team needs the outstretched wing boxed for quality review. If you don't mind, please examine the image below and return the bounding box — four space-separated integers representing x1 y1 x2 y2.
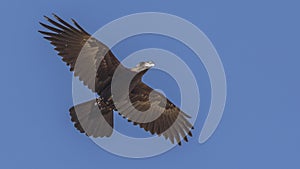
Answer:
39 14 122 96
117 82 194 145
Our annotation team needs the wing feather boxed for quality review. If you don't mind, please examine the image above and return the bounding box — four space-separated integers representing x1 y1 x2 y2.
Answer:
117 82 194 145
39 14 122 96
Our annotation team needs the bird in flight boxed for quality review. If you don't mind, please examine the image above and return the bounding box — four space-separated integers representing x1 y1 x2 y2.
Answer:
39 14 194 145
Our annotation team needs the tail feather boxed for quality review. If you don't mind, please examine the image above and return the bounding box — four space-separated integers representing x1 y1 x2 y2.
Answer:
69 99 114 137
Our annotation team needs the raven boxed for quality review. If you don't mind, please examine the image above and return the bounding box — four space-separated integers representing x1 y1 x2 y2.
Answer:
39 14 193 145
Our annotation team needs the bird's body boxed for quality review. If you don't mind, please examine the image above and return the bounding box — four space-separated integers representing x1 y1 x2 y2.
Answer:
39 14 193 145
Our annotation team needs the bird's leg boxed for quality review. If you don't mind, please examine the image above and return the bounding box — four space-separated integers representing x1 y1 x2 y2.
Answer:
96 96 115 112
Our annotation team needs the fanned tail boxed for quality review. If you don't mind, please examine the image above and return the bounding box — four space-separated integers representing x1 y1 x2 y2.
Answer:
69 99 114 137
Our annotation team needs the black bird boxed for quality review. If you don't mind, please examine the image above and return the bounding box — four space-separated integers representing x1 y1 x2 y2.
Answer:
39 14 193 145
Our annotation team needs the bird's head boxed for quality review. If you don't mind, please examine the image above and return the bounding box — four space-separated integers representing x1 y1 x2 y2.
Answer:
131 61 155 73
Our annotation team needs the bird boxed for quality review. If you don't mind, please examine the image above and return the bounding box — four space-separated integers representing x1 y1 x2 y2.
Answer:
39 14 194 145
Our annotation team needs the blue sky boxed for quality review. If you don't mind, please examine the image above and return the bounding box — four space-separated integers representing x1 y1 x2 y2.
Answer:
1 0 300 168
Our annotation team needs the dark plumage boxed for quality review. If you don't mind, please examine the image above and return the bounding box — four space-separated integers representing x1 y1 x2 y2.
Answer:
39 14 194 145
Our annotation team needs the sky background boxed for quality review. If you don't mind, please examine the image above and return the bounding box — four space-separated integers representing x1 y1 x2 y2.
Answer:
1 0 300 168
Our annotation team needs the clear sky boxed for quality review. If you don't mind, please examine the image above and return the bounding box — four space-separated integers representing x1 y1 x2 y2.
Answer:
1 0 299 168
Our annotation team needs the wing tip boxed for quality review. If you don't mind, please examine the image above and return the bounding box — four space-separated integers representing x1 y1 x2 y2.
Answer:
52 13 58 19
39 21 47 28
184 136 188 142
43 15 51 21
